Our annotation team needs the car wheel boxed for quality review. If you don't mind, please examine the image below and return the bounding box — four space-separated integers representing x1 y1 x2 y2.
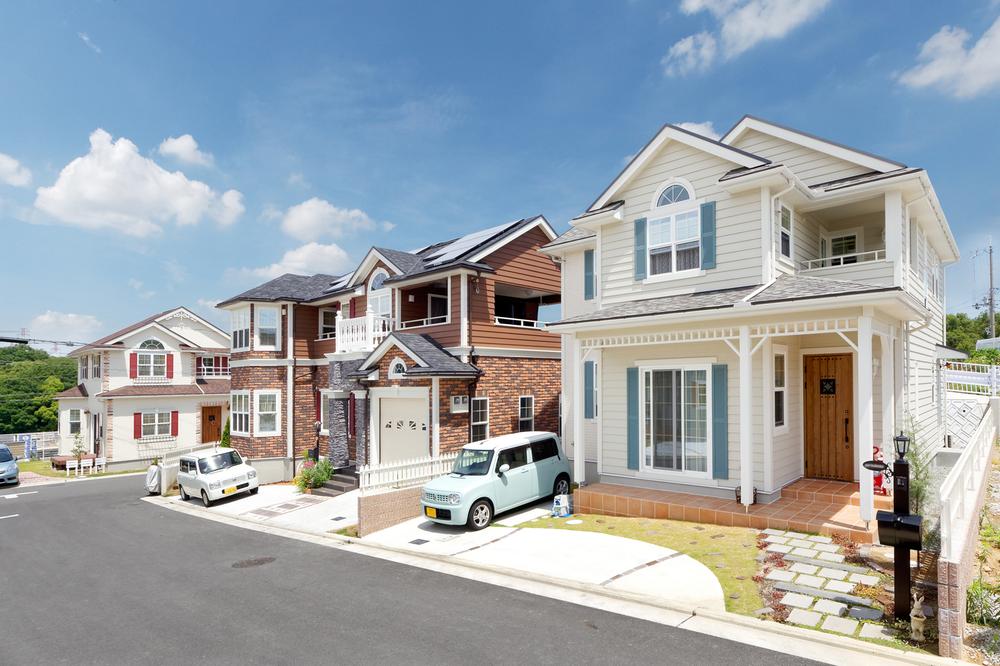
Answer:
467 500 493 531
178 484 188 501
201 490 212 508
553 474 571 497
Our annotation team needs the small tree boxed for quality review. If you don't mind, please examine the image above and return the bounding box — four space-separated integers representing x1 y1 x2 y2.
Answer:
220 417 231 448
70 433 87 462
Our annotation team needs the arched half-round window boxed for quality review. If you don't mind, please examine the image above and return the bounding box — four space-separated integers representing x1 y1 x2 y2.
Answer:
139 339 165 350
656 184 690 208
388 358 407 379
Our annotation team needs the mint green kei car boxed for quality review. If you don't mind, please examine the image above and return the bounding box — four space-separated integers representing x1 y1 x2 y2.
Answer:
421 432 572 530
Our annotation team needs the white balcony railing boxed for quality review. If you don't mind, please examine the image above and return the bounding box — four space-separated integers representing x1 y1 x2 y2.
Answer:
197 367 230 378
335 310 392 354
399 315 448 330
494 316 545 329
798 249 886 271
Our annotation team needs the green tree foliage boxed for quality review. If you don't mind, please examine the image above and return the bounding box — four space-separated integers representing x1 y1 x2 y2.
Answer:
0 345 78 434
946 311 1000 356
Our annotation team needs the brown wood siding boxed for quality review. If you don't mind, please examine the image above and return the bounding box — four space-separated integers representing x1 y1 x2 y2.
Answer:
293 304 339 358
398 275 461 347
469 278 561 349
481 226 561 291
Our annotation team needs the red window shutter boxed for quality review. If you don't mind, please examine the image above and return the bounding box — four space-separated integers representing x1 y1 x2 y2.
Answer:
348 394 356 438
349 298 357 318
133 413 142 439
196 357 203 373
166 354 174 379
171 411 179 437
129 353 138 379
220 356 229 370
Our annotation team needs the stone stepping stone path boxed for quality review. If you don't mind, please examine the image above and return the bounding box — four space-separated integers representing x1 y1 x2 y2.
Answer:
758 529 902 641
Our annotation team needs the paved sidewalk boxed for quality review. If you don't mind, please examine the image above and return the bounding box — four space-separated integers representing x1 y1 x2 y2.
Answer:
362 506 726 611
160 484 358 535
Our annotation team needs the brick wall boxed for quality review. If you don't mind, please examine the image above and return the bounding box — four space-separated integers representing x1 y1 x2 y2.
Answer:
292 363 330 458
230 365 286 458
357 487 424 537
472 355 560 439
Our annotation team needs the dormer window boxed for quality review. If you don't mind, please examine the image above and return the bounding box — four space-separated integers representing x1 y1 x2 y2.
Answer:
649 180 700 276
137 339 167 378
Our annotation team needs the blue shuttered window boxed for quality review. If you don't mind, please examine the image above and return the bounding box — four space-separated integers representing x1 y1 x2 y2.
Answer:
583 361 596 419
633 218 647 281
700 201 716 270
583 249 595 301
626 367 639 470
711 363 728 480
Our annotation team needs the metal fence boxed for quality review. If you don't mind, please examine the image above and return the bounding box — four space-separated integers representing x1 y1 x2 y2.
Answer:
0 431 59 459
358 452 459 495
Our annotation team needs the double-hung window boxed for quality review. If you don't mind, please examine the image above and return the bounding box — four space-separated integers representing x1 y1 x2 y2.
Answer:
79 358 88 381
137 339 167 378
471 397 489 442
231 309 250 350
231 391 250 435
319 309 337 339
518 396 534 432
641 364 710 476
255 307 279 350
69 409 81 434
142 411 171 438
778 205 793 261
255 390 280 436
648 183 700 277
773 349 786 430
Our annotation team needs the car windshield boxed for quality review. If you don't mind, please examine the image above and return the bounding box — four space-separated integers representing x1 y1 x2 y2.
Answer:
0 448 12 463
452 449 492 476
198 451 242 474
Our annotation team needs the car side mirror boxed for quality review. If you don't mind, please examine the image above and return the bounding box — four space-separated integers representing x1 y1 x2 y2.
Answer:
498 463 510 475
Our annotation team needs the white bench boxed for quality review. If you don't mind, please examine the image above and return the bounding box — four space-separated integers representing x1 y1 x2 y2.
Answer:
80 459 93 475
65 459 78 477
94 457 107 473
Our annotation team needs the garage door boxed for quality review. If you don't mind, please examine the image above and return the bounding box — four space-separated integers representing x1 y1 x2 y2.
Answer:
379 397 429 463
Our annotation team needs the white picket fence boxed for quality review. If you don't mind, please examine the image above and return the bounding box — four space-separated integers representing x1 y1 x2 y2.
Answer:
941 360 1000 396
359 452 459 495
939 400 997 560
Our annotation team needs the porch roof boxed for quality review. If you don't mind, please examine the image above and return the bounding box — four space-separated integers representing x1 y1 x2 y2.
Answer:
95 379 231 398
550 274 900 327
348 332 481 379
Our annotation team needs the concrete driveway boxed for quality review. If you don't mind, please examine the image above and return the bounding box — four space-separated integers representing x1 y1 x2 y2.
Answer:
362 504 726 611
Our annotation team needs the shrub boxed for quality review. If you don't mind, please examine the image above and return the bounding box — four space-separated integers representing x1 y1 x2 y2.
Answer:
970 348 1000 366
295 458 334 491
968 579 1000 627
220 418 230 448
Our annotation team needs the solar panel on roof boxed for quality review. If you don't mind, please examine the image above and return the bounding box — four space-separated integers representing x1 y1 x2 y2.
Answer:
423 220 520 266
324 275 352 293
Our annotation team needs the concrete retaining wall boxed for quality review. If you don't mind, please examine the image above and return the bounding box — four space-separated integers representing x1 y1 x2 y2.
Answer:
357 487 423 537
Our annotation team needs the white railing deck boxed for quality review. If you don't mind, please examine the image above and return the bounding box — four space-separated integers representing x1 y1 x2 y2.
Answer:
335 312 392 354
798 249 886 271
399 315 448 329
939 401 997 560
941 360 1000 396
494 316 545 329
359 452 459 494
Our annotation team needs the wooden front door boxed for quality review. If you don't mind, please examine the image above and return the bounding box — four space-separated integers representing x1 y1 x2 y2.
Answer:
202 406 222 443
804 354 854 481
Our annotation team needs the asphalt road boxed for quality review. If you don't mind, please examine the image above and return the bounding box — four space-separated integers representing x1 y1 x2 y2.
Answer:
0 476 817 665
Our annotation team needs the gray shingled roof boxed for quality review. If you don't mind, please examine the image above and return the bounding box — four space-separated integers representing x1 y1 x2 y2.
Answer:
553 274 900 326
374 247 424 275
542 226 596 250
218 273 341 307
350 333 480 378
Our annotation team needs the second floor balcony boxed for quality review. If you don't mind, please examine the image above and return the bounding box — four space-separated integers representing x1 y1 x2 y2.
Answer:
334 309 393 354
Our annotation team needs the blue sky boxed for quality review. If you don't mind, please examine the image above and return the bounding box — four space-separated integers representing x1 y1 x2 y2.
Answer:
1 1 999 349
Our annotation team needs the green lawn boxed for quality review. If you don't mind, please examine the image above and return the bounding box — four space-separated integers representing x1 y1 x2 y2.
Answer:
521 514 762 614
17 458 143 479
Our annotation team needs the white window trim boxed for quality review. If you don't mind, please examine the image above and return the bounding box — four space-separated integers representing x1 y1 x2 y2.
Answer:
773 344 788 435
254 389 281 436
645 192 703 282
820 226 865 264
254 306 281 351
79 358 88 381
471 397 489 442
367 269 392 319
777 203 794 265
649 177 697 211
319 389 333 435
69 409 81 435
141 410 173 440
388 357 407 379
318 308 338 340
231 308 251 352
231 390 250 435
637 360 713 481
586 360 599 421
518 395 534 431
135 349 168 378
427 292 450 326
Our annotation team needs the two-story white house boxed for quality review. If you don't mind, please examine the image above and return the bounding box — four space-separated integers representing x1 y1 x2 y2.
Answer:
56 307 231 464
543 116 958 539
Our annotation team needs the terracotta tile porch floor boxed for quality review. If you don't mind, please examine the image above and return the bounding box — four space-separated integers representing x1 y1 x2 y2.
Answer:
574 479 892 544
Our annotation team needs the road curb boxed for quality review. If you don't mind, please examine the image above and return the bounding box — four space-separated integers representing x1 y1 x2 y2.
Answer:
147 496 959 666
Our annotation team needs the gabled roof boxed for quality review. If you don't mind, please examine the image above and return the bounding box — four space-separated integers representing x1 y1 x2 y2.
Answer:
720 115 905 174
96 378 230 398
217 273 340 308
587 124 770 212
350 332 480 378
541 225 596 251
55 384 88 399
72 307 226 354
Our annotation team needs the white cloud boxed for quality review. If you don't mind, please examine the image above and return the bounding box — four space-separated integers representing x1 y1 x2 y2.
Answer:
29 311 103 349
898 17 1000 99
240 242 353 279
279 197 379 242
158 134 214 167
675 121 721 140
663 0 830 76
0 152 31 187
34 129 244 237
77 32 101 54
196 298 220 309
286 171 310 188
127 278 155 299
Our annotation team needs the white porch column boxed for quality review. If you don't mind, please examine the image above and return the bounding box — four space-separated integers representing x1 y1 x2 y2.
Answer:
739 325 753 507
881 335 894 456
365 305 375 351
858 315 874 523
884 191 904 286
894 325 905 426
572 336 587 486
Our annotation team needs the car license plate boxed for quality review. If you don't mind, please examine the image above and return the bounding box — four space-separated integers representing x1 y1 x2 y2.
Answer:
425 507 437 518
222 486 237 495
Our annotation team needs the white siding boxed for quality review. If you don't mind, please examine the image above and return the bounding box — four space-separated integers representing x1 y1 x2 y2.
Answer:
600 141 763 304
559 245 599 470
731 129 871 186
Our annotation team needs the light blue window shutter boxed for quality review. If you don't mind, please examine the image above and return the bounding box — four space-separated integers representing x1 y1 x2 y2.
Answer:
626 367 640 470
711 363 728 480
633 218 647 281
583 249 595 301
701 201 716 270
583 361 595 419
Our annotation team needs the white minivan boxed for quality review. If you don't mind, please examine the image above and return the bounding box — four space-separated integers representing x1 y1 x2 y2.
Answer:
177 447 259 507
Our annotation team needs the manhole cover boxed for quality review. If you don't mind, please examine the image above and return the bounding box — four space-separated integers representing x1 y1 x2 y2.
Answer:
232 556 276 569
409 538 429 545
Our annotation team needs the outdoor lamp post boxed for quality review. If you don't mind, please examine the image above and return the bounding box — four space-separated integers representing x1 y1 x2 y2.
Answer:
313 420 321 463
894 431 910 460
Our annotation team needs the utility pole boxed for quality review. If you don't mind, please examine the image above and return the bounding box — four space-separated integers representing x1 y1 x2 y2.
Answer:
989 242 995 339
